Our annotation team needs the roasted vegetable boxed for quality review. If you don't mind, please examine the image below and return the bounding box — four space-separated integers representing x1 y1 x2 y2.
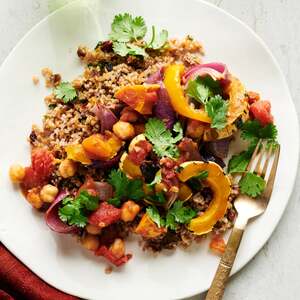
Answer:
119 152 142 178
65 144 92 165
135 213 166 238
177 161 231 235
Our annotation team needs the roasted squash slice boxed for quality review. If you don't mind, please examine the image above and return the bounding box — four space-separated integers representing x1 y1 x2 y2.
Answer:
119 152 142 179
177 161 231 235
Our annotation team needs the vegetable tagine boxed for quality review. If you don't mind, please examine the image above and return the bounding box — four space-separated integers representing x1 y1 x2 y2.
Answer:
9 13 278 269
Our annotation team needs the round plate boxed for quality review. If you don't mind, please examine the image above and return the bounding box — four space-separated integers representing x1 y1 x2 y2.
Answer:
0 1 298 299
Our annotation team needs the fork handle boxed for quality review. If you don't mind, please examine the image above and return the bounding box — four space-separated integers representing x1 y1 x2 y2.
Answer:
205 224 246 300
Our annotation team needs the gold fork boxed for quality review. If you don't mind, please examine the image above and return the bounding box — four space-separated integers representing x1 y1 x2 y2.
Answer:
205 140 280 300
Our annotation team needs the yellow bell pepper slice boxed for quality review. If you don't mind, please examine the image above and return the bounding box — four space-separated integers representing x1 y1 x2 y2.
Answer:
177 161 231 235
164 64 211 123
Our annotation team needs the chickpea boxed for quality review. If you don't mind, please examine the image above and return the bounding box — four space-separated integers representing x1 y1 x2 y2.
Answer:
86 224 102 235
9 164 25 183
113 121 135 140
40 184 58 203
58 159 77 178
81 234 99 251
120 200 140 222
26 188 43 209
109 238 125 259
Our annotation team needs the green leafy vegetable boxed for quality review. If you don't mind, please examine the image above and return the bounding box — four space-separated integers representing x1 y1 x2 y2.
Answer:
109 13 147 42
147 26 168 50
228 149 253 173
109 13 168 57
193 170 209 180
113 42 147 57
146 192 166 205
58 191 99 227
165 213 177 230
186 76 222 105
205 95 228 130
145 118 183 158
239 172 266 197
241 120 278 146
167 201 197 225
54 82 77 103
107 169 145 207
146 206 165 227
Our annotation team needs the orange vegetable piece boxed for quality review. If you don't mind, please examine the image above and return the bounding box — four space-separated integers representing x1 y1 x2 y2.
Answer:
65 144 92 165
82 131 122 161
178 183 193 202
178 161 231 235
119 152 142 179
209 234 226 255
115 84 160 115
135 213 166 238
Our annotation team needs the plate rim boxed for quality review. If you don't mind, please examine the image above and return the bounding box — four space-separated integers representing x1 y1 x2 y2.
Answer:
0 0 299 299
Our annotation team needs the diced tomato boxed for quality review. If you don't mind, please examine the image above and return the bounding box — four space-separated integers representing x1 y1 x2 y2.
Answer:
88 202 121 228
250 100 274 126
209 234 226 255
246 91 260 104
128 140 152 165
95 245 132 267
78 176 98 197
160 157 180 190
21 148 54 190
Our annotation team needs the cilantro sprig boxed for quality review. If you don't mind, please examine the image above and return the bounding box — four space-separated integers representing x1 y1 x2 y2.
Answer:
146 201 197 230
58 190 99 228
228 120 278 174
239 172 266 198
54 82 77 103
107 169 145 207
145 118 183 158
109 13 168 57
205 95 228 130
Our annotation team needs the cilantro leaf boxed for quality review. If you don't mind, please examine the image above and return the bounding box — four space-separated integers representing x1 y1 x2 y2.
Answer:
146 192 166 204
146 206 165 227
113 42 147 57
54 82 77 103
109 13 146 42
228 149 253 173
186 76 222 105
168 201 197 224
194 170 209 180
107 169 145 207
145 118 183 158
241 120 278 146
165 213 177 230
147 26 168 50
205 95 228 130
239 172 266 197
58 191 100 228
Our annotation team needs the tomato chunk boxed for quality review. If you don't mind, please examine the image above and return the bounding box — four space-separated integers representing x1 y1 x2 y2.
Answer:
115 84 160 115
88 202 121 228
22 148 54 190
95 245 132 267
250 100 274 126
209 234 226 255
128 140 152 165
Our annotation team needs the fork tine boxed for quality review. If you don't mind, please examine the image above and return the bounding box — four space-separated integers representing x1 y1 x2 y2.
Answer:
261 145 273 178
254 141 267 175
261 145 280 201
246 139 262 172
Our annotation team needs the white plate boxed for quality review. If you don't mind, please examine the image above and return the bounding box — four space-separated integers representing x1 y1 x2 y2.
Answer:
0 0 298 299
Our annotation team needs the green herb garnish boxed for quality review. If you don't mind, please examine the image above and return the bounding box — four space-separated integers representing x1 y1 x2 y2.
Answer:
205 95 228 130
107 169 144 207
239 172 266 198
53 82 77 103
146 206 165 227
145 118 183 158
58 190 99 227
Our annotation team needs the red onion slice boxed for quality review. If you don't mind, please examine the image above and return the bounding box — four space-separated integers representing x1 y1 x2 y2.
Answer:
91 104 117 133
145 67 164 84
45 191 77 234
182 62 228 84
